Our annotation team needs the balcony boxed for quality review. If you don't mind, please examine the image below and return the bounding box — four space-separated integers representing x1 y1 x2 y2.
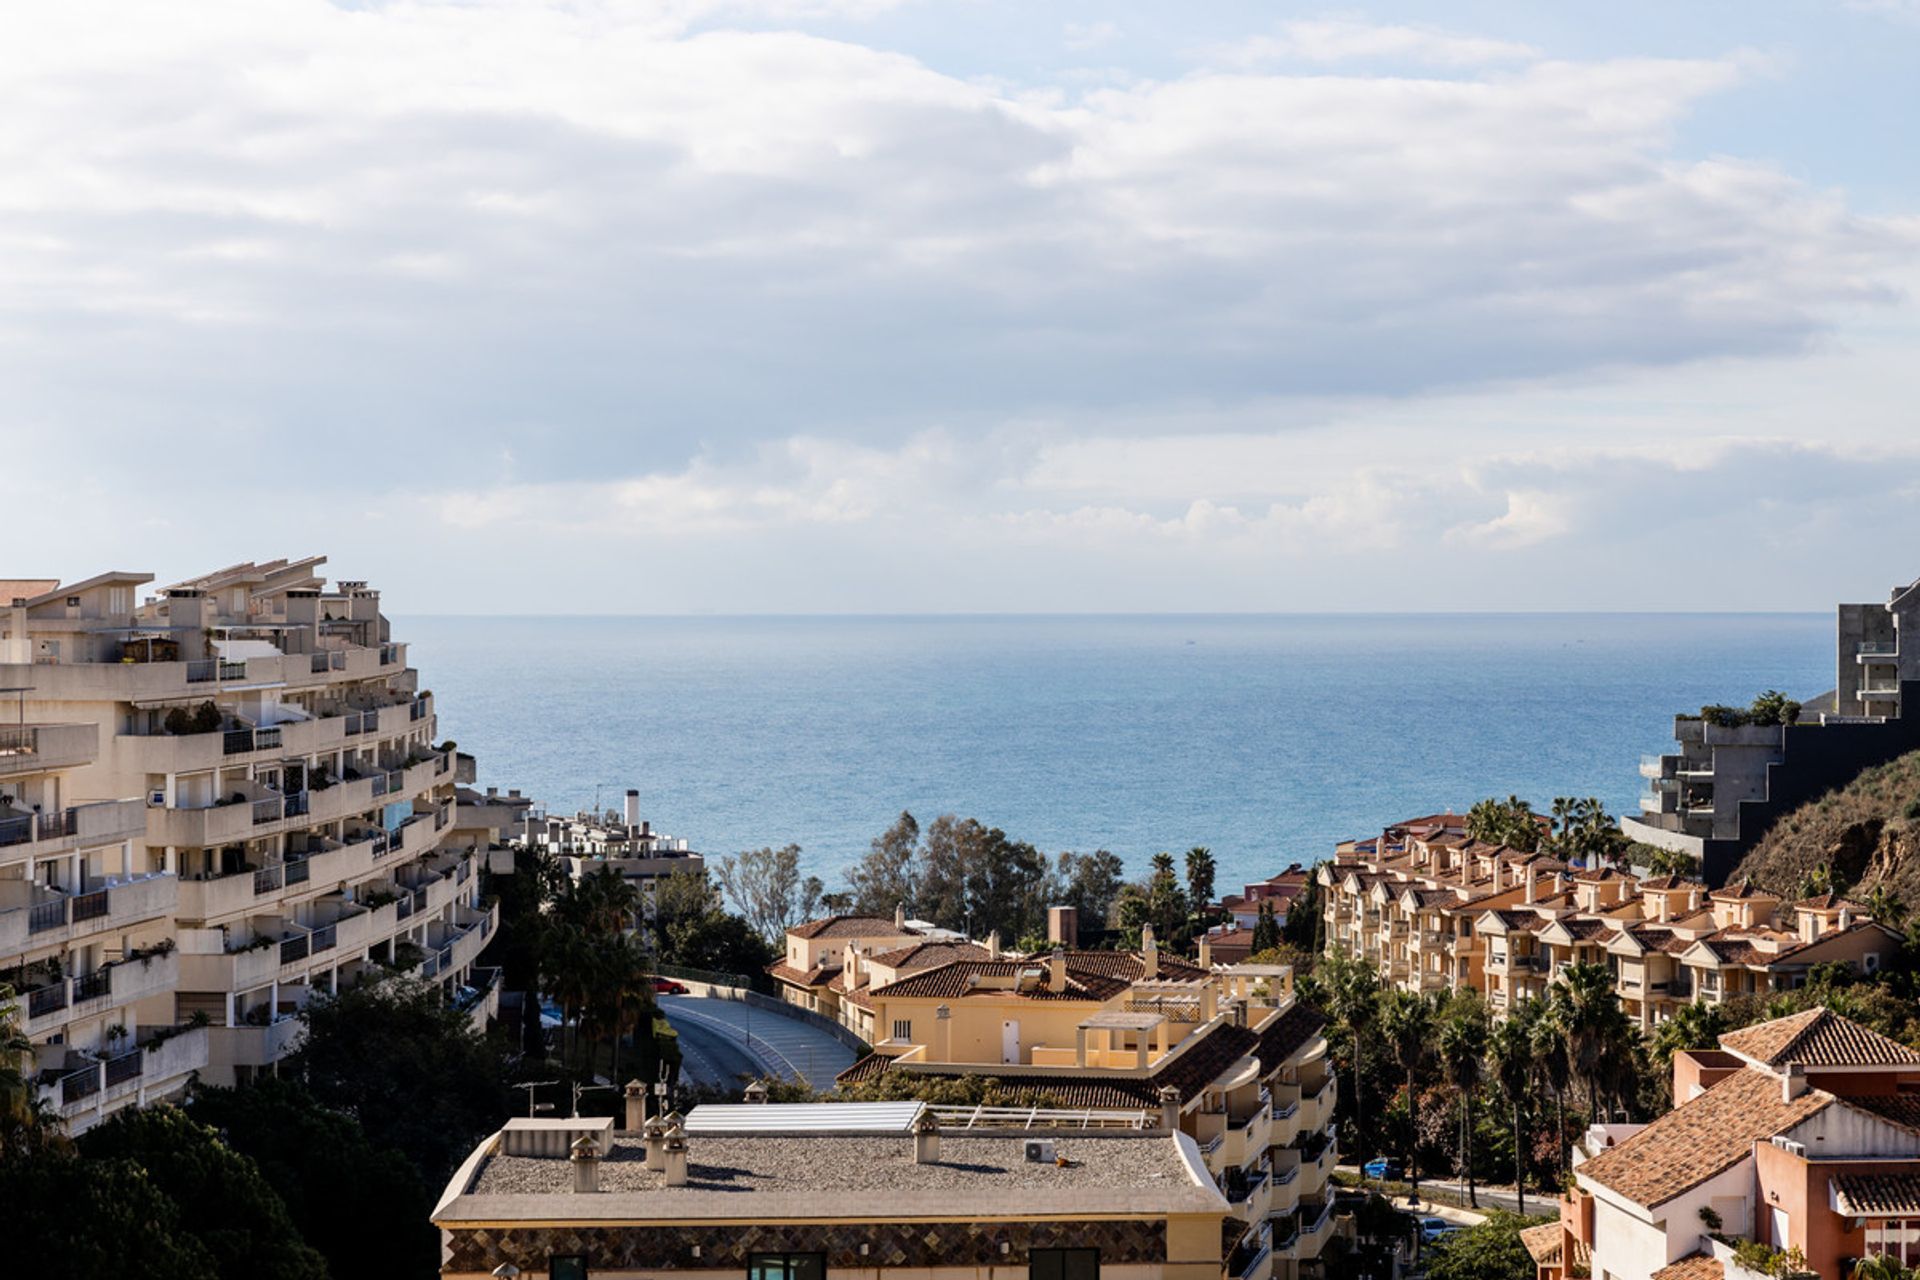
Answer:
7 644 407 704
0 797 146 858
1227 1228 1273 1280
22 950 180 1036
1293 1198 1335 1259
1862 680 1901 700
0 872 177 954
0 722 99 778
1859 640 1900 659
213 1014 306 1070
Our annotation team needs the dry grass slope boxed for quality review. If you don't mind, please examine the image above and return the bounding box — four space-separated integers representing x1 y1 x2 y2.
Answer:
1733 749 1920 902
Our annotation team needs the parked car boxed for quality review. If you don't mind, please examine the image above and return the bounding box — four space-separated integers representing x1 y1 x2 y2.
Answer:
1362 1157 1403 1181
1420 1217 1463 1245
652 978 689 995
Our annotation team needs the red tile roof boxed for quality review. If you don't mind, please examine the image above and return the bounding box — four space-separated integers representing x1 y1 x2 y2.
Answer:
788 914 917 940
865 960 1131 1003
1834 1172 1920 1216
1719 1007 1920 1069
1651 1254 1724 1280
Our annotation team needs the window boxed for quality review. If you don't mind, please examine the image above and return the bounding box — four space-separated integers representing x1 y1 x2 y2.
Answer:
749 1254 823 1280
891 1019 912 1041
550 1258 588 1280
1031 1249 1099 1280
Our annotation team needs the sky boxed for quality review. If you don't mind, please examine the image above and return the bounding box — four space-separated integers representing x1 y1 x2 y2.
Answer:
5 0 1919 613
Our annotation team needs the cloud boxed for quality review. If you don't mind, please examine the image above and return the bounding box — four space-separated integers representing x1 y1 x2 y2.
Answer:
1064 20 1120 52
1207 19 1538 68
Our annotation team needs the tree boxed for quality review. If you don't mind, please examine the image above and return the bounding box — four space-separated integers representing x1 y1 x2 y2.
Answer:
1527 999 1572 1175
0 1147 219 1279
649 866 724 957
714 844 805 940
1440 993 1490 1207
1425 1211 1553 1280
77 1105 329 1280
188 1078 437 1280
849 811 920 917
1852 1254 1916 1280
1250 900 1281 954
0 984 61 1161
1652 1000 1728 1067
1488 1006 1537 1216
1550 962 1634 1127
1184 846 1217 913
1380 989 1437 1192
1321 947 1383 1160
294 974 510 1187
1466 796 1543 852
1053 849 1126 930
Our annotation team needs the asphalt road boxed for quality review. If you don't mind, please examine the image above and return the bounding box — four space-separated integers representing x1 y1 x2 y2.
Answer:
661 996 858 1092
1334 1165 1534 1217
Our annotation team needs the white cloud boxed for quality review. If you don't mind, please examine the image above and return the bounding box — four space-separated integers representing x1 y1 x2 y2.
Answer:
1208 19 1538 68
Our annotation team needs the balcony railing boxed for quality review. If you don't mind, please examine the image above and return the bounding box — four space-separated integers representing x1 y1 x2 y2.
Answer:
28 899 66 934
252 797 283 826
310 923 337 954
280 934 309 965
104 1049 143 1088
28 983 67 1018
1860 641 1899 656
59 1064 101 1104
72 969 110 1002
254 864 284 896
0 806 80 848
285 856 311 886
71 888 108 922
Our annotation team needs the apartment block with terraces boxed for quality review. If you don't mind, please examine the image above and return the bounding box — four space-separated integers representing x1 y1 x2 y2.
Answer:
0 558 512 1131
1531 1008 1920 1280
1319 812 1897 1024
808 924 1338 1280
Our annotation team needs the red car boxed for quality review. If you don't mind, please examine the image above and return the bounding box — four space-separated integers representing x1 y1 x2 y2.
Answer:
652 978 688 995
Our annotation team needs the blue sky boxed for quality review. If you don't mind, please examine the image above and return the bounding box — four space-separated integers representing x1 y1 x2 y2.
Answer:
5 0 1918 611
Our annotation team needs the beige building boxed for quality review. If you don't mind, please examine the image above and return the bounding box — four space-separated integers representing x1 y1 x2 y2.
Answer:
832 939 1338 1280
432 1103 1238 1280
0 558 506 1131
1321 813 1895 1025
531 788 704 927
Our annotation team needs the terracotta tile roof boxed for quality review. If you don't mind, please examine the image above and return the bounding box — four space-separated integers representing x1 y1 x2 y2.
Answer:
1562 918 1616 941
1710 880 1777 901
0 578 59 604
1651 1254 1724 1280
1719 1008 1920 1069
1574 867 1629 882
1792 893 1868 912
1638 875 1705 892
834 1020 1263 1109
867 941 990 970
1519 1223 1562 1267
788 914 918 940
865 960 1131 1002
1849 1094 1920 1134
1064 950 1211 983
1253 1003 1327 1067
765 959 839 988
1576 1067 1833 1208
1834 1172 1920 1217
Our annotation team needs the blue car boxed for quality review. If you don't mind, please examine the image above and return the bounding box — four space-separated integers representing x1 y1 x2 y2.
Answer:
1362 1157 1403 1181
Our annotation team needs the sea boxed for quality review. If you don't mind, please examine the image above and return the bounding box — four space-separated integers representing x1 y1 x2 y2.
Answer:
397 613 1834 892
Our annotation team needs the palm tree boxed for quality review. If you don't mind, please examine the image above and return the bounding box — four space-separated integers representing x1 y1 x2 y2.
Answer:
545 924 596 1069
1440 996 1489 1207
1528 999 1572 1175
1489 1004 1536 1215
1552 961 1630 1126
1652 1000 1728 1067
0 985 59 1160
1184 847 1217 916
1864 884 1906 928
1379 989 1436 1193
1852 1254 1914 1280
1322 948 1383 1161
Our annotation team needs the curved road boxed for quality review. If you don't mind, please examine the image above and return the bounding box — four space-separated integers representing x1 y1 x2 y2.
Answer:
661 996 857 1092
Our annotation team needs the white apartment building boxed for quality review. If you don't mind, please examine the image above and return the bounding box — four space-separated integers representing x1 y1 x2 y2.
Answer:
530 789 702 929
0 558 504 1132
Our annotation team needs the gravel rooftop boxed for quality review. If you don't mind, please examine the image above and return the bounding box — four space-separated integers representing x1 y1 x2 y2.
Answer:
470 1134 1194 1197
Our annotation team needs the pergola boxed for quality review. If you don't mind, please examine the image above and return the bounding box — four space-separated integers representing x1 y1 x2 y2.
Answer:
1075 1010 1168 1068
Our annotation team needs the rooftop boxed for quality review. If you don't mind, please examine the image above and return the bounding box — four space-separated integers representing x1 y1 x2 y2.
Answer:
447 1131 1225 1221
789 914 918 941
1719 1007 1920 1069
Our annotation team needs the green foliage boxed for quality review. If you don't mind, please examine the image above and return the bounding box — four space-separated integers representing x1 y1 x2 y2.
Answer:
0 1147 219 1279
1467 796 1543 852
1629 842 1700 877
1183 846 1217 913
713 843 807 940
293 974 510 1187
77 1105 328 1280
188 1079 437 1280
1653 1000 1729 1066
1424 1211 1556 1280
1250 900 1281 954
838 1069 1069 1108
1732 1239 1809 1279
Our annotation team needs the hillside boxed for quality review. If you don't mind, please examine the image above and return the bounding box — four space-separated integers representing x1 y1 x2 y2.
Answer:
1732 748 1920 904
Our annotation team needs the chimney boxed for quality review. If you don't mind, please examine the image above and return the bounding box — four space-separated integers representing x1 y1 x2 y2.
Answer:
913 1108 942 1164
1142 924 1159 979
570 1134 601 1194
1839 905 1853 933
623 789 640 829
844 941 862 989
744 1080 769 1104
1782 1064 1809 1102
895 901 906 930
663 1131 689 1187
642 1115 668 1170
1158 1085 1182 1134
1198 936 1213 970
623 1078 647 1131
986 929 1002 959
1799 911 1817 945
933 1003 952 1061
1525 865 1538 904
1201 982 1218 1022
1048 949 1068 993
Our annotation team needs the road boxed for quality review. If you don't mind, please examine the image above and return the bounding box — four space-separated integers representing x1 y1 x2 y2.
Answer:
1335 1165 1536 1217
660 996 858 1092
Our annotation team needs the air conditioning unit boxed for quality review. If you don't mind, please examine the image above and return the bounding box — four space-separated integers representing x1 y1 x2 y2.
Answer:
1024 1139 1056 1164
148 790 167 807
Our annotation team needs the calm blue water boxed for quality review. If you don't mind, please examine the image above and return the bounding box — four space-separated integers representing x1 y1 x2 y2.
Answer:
397 614 1833 890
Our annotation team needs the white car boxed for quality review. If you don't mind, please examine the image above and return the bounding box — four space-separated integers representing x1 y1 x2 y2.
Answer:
1420 1217 1463 1245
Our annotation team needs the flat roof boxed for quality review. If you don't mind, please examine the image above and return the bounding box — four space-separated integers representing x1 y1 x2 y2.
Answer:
686 1102 924 1133
1079 1011 1167 1031
444 1132 1224 1222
